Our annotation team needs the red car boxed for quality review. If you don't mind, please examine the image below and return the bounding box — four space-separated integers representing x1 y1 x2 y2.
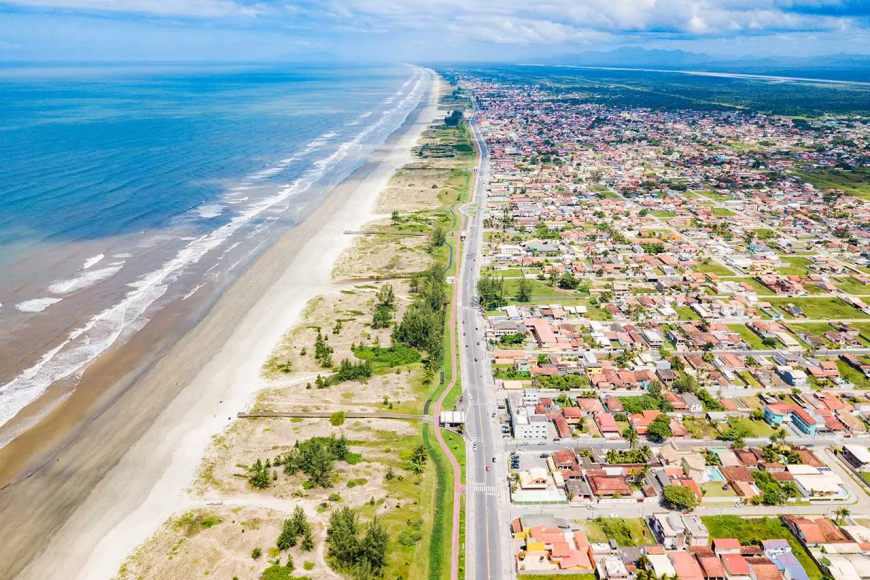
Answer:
485 466 490 472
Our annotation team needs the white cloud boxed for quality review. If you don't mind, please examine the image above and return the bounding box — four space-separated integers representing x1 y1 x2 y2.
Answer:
0 0 264 18
317 0 861 40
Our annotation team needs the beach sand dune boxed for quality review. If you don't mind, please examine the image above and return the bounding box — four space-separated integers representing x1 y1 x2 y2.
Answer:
0 69 438 580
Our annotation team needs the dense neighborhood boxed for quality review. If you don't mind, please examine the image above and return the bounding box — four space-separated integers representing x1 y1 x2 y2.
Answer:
457 73 870 578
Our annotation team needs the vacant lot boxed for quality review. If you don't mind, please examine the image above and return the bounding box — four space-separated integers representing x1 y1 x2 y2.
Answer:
701 516 822 580
692 263 735 276
768 297 866 320
582 518 655 546
797 167 870 201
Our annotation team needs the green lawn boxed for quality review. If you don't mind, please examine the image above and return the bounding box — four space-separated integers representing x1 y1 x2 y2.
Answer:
728 417 775 437
752 228 777 240
503 278 583 299
776 256 812 276
837 360 870 389
712 207 737 217
767 297 867 320
683 417 721 439
701 516 823 580
651 210 676 218
692 263 735 276
486 268 529 278
797 167 870 201
701 481 737 498
441 429 466 483
837 277 870 296
676 306 701 321
583 518 654 546
728 324 766 349
786 323 835 345
698 190 731 202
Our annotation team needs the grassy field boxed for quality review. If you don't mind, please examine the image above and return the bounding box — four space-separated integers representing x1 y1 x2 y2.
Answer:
651 210 676 218
698 190 731 202
441 429 466 482
728 417 775 437
701 516 823 580
583 518 655 546
752 228 777 240
837 277 870 296
422 424 453 580
837 360 870 389
767 296 867 320
786 322 835 345
692 263 735 276
728 324 766 349
503 278 581 299
701 481 737 498
797 167 870 201
712 207 737 217
676 306 701 321
683 417 720 439
776 256 812 276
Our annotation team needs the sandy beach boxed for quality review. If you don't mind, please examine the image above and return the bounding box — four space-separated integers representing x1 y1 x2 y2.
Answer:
0 67 439 580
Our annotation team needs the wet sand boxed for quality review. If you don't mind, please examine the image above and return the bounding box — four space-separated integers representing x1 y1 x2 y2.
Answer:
0 68 438 580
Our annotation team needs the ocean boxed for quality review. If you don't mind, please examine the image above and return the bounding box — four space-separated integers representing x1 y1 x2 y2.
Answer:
0 62 426 443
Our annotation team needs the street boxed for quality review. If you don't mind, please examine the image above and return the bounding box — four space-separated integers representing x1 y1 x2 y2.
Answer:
461 102 512 580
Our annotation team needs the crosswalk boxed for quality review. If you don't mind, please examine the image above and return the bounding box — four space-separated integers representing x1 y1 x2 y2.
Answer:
473 483 498 495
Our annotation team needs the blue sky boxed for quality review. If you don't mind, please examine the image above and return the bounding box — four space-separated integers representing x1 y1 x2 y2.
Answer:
0 0 868 62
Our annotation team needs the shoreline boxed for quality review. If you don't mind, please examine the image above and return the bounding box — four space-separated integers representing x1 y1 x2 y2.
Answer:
0 67 438 580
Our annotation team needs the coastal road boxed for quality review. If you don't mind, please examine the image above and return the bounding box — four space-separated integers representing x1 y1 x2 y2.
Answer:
461 101 511 580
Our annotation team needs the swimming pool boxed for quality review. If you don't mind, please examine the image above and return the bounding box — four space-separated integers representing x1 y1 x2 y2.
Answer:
706 467 726 482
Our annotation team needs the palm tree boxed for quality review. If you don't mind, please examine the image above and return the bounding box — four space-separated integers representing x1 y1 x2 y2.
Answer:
624 426 639 450
834 507 851 525
771 428 788 446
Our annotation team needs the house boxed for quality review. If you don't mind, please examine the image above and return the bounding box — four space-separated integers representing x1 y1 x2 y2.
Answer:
745 556 784 580
842 444 870 470
671 551 706 580
776 366 808 388
588 474 632 498
650 512 710 549
722 554 752 580
714 539 742 555
596 412 622 439
782 516 828 546
518 467 550 490
682 393 704 413
764 404 819 437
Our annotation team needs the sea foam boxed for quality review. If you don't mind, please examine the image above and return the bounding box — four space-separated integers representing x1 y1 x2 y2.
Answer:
48 264 125 294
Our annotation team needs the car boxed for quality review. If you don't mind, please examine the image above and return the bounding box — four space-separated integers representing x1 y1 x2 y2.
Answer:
485 466 490 472
473 444 478 451
491 412 496 418
476 341 480 346
587 504 596 510
492 456 496 463
540 452 549 458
